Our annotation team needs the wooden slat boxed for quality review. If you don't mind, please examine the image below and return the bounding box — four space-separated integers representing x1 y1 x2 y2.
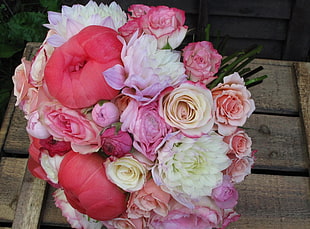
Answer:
245 114 308 172
283 0 310 61
209 16 287 41
295 62 310 158
208 0 292 19
11 168 47 229
0 158 27 222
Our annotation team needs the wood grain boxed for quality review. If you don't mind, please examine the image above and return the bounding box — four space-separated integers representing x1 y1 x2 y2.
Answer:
0 158 27 222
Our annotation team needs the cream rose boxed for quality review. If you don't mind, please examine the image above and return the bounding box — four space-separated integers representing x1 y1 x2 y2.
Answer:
105 155 147 192
159 81 214 137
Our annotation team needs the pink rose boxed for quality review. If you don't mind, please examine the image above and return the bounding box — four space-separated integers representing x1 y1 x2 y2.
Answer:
58 151 127 221
139 6 188 49
122 100 172 161
103 215 146 229
128 4 151 18
12 58 32 107
39 102 101 154
224 128 252 158
45 25 122 109
127 179 171 219
211 175 238 209
224 156 254 183
118 19 142 43
221 209 240 229
149 199 222 229
100 126 133 157
26 111 51 139
182 41 222 84
92 102 120 127
212 72 255 136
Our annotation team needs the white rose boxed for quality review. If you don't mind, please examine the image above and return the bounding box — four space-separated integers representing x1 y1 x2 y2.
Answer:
159 81 214 137
105 155 147 192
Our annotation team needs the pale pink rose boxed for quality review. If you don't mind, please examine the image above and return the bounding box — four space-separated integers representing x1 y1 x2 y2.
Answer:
159 81 214 137
39 102 101 154
12 58 32 106
26 111 51 139
224 156 254 183
53 189 105 229
30 30 55 86
211 175 238 209
122 100 172 161
212 72 255 136
182 41 222 84
91 102 120 127
139 6 188 49
149 199 222 229
103 215 146 229
127 179 171 219
221 209 240 229
100 126 133 158
224 128 252 158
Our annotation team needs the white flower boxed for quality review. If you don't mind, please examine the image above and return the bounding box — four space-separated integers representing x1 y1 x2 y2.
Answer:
152 132 231 207
105 155 147 192
40 152 64 184
44 0 126 46
104 33 187 104
53 189 104 229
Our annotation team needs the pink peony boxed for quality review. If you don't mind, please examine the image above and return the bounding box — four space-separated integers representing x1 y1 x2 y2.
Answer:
58 151 127 221
44 25 122 109
121 100 172 161
127 179 171 218
91 102 120 127
224 128 252 158
224 156 254 183
39 101 101 154
212 72 255 136
100 126 133 157
182 41 222 84
149 199 222 229
211 175 238 209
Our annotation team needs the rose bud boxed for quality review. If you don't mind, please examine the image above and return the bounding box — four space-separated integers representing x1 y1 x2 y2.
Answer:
58 151 127 221
92 102 120 127
26 111 51 139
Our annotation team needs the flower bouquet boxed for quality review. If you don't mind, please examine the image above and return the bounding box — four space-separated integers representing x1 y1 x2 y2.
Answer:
12 1 266 228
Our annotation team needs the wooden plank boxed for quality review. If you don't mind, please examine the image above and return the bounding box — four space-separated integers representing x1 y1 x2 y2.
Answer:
208 0 292 19
233 174 310 229
283 0 310 61
245 114 308 172
11 168 47 229
209 16 287 40
0 158 27 222
295 62 310 158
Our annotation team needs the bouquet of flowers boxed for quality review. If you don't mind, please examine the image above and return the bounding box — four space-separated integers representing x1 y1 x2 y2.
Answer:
12 1 265 228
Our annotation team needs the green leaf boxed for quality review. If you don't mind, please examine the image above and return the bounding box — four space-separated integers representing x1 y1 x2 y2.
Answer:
40 0 61 12
8 12 48 42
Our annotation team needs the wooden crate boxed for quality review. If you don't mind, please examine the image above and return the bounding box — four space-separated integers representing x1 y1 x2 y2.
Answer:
0 42 309 228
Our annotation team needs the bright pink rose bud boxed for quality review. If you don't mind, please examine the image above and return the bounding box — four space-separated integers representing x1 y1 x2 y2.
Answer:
182 41 222 85
92 102 120 127
58 151 127 221
45 25 123 108
101 127 133 157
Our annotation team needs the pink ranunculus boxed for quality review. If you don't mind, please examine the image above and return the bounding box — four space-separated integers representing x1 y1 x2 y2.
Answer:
149 199 222 229
211 175 238 209
221 209 240 229
39 101 101 154
139 6 188 49
92 102 120 127
224 156 254 183
182 41 222 85
100 126 133 157
212 72 255 136
122 100 172 161
223 128 252 158
58 151 128 221
12 58 32 107
44 25 123 109
127 179 171 219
